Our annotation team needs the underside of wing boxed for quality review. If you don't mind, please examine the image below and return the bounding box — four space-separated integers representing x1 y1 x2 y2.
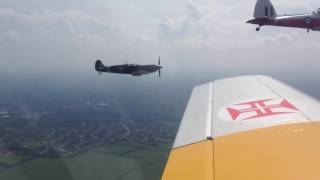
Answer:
162 75 320 180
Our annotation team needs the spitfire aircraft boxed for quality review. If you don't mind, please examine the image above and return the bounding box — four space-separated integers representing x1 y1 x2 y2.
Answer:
95 57 162 77
162 75 320 180
247 0 320 32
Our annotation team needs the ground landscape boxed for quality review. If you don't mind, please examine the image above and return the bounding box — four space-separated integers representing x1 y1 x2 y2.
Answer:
0 74 190 180
0 73 319 180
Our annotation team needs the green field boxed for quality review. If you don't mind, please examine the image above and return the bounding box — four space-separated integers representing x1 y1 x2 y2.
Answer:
0 143 171 180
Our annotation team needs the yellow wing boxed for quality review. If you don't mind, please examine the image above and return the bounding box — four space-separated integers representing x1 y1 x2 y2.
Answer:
162 75 320 180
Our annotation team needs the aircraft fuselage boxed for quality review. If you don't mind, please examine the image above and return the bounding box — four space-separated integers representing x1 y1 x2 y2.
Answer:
104 64 161 76
248 13 320 32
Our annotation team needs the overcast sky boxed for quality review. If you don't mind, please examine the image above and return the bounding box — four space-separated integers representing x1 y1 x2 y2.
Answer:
0 0 320 75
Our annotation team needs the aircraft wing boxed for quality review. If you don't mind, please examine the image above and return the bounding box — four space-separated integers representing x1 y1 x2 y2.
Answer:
162 75 320 180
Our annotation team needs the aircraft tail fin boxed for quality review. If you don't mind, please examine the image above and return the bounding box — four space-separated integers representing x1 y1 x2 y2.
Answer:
95 60 105 71
254 0 277 19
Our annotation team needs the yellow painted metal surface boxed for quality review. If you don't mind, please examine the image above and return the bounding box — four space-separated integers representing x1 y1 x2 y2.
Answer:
163 122 320 180
162 140 214 180
215 122 320 180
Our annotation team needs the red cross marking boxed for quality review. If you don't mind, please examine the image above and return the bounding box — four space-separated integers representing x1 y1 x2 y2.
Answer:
227 98 299 121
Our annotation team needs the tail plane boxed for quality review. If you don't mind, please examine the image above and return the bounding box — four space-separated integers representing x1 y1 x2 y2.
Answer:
247 0 278 31
95 60 105 72
254 0 277 19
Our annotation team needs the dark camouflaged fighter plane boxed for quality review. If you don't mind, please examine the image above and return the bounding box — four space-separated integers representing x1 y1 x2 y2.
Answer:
95 57 163 77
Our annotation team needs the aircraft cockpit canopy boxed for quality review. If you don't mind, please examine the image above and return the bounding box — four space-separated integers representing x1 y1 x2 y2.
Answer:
129 64 138 67
312 8 320 15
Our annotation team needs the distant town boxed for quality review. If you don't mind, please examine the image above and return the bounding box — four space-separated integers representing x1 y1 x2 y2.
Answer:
0 101 178 157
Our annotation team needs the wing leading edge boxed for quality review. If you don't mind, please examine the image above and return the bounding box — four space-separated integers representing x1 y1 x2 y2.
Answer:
162 75 320 180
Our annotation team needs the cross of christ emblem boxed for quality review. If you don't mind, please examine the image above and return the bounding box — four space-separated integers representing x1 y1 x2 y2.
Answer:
226 99 299 121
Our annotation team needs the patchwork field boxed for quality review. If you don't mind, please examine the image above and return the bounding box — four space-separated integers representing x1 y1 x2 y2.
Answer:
0 143 171 180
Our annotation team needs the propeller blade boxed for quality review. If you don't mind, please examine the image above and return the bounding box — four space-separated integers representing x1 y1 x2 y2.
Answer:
159 68 161 77
158 56 160 66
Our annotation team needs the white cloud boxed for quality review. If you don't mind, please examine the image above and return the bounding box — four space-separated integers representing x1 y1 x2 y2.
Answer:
0 30 19 43
186 0 202 20
157 0 207 44
273 0 320 9
0 0 320 74
0 8 110 34
0 8 122 72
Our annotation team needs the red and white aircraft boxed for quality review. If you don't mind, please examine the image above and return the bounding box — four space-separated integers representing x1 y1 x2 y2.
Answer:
247 0 320 32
